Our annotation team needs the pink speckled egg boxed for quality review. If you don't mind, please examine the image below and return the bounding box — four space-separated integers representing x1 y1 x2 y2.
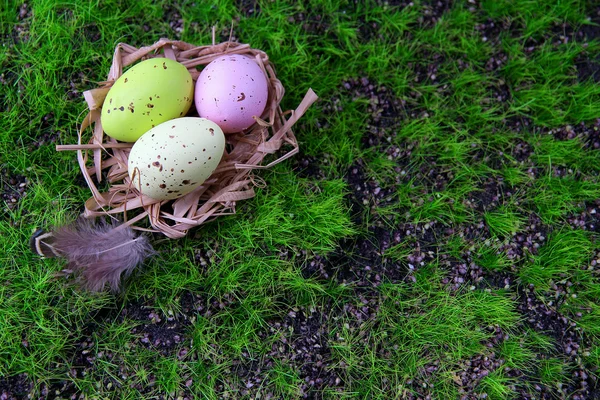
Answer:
195 54 269 134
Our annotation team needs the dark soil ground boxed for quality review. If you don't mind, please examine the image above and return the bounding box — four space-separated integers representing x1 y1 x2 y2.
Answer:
1 168 29 213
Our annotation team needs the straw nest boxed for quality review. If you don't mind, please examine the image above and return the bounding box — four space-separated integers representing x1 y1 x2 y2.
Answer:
58 38 318 239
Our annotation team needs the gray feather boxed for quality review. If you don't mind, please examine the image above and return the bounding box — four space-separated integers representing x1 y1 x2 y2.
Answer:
33 219 155 292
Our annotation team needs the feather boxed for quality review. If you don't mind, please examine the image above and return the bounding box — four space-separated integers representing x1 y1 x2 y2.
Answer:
31 218 155 292
30 229 62 258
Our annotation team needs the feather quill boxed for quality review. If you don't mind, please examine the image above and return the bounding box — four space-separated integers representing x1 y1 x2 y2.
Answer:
30 219 155 292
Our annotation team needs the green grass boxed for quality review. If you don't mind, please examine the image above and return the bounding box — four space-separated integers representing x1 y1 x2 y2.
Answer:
3 0 600 398
477 370 514 400
537 358 568 387
519 228 593 292
485 206 526 238
475 244 513 273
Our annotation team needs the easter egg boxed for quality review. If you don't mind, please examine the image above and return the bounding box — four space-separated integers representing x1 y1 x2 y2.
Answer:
127 117 225 200
102 58 194 142
194 54 268 134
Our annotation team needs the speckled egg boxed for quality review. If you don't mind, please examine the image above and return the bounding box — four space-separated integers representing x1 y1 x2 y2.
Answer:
102 58 194 142
194 54 268 134
128 117 225 200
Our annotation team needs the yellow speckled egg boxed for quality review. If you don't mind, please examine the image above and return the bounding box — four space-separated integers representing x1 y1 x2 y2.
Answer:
128 118 225 200
102 58 194 142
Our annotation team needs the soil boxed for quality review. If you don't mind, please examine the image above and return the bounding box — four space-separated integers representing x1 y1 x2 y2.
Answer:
340 77 410 148
260 307 342 398
576 54 600 83
163 5 184 39
301 225 404 286
420 0 454 27
289 12 332 38
235 0 261 17
346 161 396 218
0 374 32 400
79 23 102 43
293 153 326 180
518 286 599 399
1 168 29 212
28 113 62 149
548 119 600 151
8 3 31 45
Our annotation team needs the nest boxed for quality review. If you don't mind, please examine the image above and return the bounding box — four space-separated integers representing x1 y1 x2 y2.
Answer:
58 38 318 239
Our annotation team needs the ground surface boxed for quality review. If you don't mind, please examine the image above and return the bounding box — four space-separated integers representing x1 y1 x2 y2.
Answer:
2 0 600 399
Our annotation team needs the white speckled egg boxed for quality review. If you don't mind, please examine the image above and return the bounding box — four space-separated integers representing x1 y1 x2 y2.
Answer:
128 117 225 200
194 54 269 133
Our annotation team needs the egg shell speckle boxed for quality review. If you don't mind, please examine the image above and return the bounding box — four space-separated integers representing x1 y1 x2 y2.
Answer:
194 54 268 134
102 58 194 142
128 117 225 200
